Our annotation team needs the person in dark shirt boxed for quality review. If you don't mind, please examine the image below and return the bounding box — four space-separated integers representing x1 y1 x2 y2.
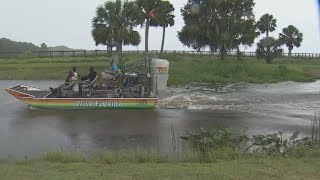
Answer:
78 66 97 96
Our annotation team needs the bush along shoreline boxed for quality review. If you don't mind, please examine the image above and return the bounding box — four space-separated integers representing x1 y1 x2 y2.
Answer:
180 129 320 162
6 126 320 164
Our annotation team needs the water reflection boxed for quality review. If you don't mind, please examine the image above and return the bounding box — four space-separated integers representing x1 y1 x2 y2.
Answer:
11 109 160 151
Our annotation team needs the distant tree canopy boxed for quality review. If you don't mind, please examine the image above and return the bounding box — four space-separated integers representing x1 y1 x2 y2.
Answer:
136 0 162 52
47 46 77 51
150 0 175 53
256 14 277 38
0 38 77 54
0 38 41 52
92 0 143 63
40 43 48 51
177 1 302 61
179 0 257 59
91 0 176 54
256 37 283 64
279 25 303 58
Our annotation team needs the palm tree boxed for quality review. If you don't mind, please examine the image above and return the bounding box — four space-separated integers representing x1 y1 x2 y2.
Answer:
256 14 277 37
279 25 303 59
136 0 161 52
92 0 143 64
151 1 175 53
256 37 283 64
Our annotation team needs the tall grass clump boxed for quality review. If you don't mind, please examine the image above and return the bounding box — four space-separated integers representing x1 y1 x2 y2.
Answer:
42 151 86 163
310 113 320 157
19 51 36 59
97 148 167 164
180 128 248 162
180 128 320 162
310 113 320 147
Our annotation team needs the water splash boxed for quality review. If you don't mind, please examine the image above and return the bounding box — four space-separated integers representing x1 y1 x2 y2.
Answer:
157 83 246 110
157 92 219 109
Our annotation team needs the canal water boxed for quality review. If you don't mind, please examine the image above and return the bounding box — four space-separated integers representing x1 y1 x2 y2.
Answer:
0 80 319 158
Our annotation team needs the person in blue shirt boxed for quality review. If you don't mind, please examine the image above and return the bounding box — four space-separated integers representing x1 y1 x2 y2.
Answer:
111 60 119 72
102 59 121 81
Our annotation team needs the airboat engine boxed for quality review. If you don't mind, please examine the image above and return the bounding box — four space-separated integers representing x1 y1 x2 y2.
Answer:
150 58 170 98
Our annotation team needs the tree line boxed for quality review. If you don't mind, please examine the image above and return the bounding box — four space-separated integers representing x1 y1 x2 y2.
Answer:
0 38 83 53
92 0 303 64
0 38 48 52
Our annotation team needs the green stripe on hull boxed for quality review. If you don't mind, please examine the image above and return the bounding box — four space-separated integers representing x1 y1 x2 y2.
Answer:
29 105 155 109
24 102 156 109
30 106 155 109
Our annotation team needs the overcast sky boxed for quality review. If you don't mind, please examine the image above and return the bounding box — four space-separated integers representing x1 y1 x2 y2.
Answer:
0 0 319 53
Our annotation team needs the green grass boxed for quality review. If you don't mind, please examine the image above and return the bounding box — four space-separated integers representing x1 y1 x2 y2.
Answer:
96 148 166 164
166 55 320 85
1 54 320 85
42 151 86 163
1 151 320 179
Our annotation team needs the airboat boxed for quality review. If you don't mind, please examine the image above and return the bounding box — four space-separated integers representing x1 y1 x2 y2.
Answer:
5 53 169 110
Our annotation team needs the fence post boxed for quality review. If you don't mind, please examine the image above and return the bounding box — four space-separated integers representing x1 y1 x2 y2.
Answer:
84 50 87 57
50 51 53 58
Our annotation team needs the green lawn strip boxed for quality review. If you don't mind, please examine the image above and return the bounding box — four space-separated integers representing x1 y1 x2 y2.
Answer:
0 158 319 180
1 54 320 85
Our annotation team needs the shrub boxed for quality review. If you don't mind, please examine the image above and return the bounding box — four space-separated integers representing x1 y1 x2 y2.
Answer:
181 128 317 160
19 50 36 59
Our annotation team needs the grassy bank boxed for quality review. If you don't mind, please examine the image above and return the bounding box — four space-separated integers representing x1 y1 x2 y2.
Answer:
1 54 320 85
0 151 319 180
